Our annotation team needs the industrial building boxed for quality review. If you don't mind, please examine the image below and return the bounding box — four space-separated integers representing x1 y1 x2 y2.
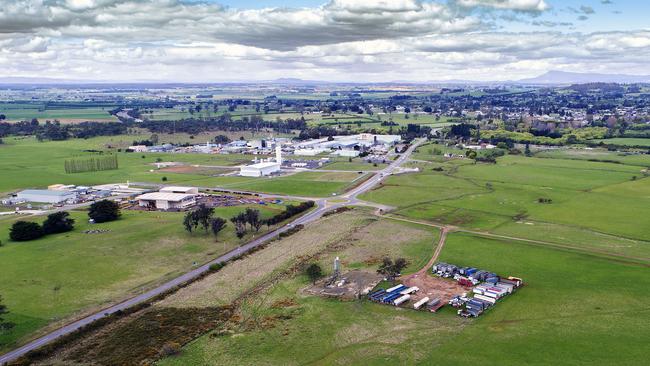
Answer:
136 192 196 210
240 145 282 177
159 186 199 194
135 186 199 210
16 189 77 204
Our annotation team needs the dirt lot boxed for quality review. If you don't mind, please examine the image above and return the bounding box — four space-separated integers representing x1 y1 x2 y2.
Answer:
306 270 383 299
159 165 235 175
401 272 467 308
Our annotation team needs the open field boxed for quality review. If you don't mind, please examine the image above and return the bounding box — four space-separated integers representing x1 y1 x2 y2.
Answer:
361 152 650 259
591 137 650 147
0 204 288 351
35 209 441 364
0 103 118 123
535 148 650 167
155 224 649 365
222 171 368 197
0 135 364 197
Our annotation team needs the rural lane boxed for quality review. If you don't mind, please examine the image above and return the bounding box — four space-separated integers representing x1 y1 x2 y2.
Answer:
0 139 424 364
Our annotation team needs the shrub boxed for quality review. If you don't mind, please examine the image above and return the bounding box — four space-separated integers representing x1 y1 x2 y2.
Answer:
9 221 44 241
159 342 181 357
305 263 323 284
209 262 225 272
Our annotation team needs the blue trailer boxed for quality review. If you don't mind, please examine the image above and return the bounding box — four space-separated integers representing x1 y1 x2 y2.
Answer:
369 290 386 301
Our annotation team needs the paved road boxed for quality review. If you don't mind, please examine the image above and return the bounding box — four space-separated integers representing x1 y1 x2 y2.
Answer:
0 139 423 364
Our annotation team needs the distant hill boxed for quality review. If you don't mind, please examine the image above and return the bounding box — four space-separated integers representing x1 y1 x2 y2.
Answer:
516 70 650 84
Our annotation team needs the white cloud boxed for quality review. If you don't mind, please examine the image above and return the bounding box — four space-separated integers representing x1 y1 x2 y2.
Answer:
0 1 647 82
455 0 549 12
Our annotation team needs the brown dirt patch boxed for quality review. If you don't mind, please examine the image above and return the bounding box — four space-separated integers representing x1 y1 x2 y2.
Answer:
159 165 235 175
400 272 467 306
270 298 299 308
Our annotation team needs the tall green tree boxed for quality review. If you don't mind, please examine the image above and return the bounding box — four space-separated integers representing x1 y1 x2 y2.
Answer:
88 200 121 223
210 217 227 241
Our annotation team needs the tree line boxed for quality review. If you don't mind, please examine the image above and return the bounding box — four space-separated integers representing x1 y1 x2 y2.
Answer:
8 200 121 242
64 155 118 173
182 201 316 240
0 120 127 140
139 114 307 135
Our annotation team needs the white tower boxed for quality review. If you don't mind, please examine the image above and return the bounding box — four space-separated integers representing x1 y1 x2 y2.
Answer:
334 256 340 276
275 145 282 165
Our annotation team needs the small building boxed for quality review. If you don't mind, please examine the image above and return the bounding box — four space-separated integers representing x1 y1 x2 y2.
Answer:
135 192 196 210
240 145 283 177
127 145 149 152
294 148 327 156
240 162 281 177
159 186 199 194
16 189 77 204
332 149 360 158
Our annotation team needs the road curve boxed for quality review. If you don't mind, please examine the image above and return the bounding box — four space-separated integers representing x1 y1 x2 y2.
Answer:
0 139 423 364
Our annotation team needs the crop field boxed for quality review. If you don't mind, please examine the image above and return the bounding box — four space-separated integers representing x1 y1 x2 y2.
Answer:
0 204 289 351
155 221 649 365
535 148 650 167
0 103 118 123
361 152 650 260
591 137 650 147
222 171 367 197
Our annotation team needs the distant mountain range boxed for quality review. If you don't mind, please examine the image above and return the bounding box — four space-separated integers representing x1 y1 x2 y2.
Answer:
1 70 649 86
515 70 650 84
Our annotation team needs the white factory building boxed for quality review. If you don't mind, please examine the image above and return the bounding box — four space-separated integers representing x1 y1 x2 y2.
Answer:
136 186 199 210
16 189 78 204
240 146 283 177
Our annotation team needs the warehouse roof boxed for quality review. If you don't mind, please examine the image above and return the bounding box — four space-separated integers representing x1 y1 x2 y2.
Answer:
136 192 195 202
18 189 76 197
243 162 280 169
159 186 197 193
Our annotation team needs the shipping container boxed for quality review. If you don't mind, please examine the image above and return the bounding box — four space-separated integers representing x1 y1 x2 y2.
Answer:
427 298 441 307
474 294 496 304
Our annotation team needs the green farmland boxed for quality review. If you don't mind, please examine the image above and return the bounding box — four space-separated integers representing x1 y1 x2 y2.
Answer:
0 103 117 123
591 137 650 147
0 204 290 351
362 147 650 260
0 136 366 197
157 219 649 365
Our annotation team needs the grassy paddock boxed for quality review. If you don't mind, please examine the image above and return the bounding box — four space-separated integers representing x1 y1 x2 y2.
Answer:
0 204 286 351
158 228 649 365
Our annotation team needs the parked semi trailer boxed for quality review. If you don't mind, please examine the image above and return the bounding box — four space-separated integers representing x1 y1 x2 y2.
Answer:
393 294 411 306
413 297 430 310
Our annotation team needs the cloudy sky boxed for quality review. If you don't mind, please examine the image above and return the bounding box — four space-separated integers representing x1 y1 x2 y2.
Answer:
0 0 648 82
